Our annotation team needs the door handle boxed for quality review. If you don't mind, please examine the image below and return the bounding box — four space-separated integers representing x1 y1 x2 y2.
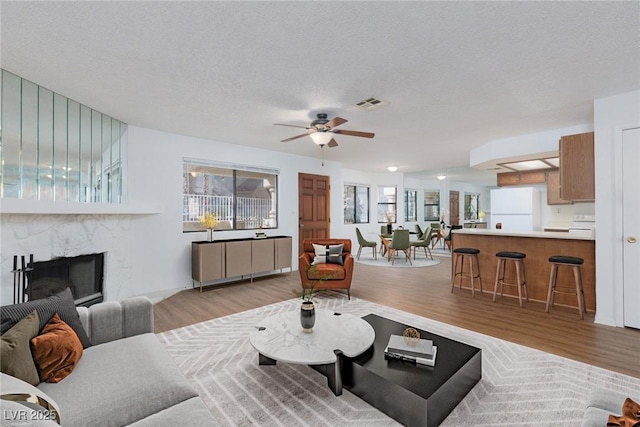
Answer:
299 224 304 227
628 236 637 244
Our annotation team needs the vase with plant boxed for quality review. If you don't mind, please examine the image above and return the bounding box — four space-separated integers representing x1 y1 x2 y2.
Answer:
298 285 317 333
198 212 218 242
294 265 339 333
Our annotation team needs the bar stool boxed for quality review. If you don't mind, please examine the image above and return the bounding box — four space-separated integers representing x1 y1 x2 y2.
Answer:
546 256 586 319
451 248 483 297
493 251 528 307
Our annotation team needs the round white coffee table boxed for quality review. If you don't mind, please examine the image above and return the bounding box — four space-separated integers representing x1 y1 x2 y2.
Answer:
249 309 375 395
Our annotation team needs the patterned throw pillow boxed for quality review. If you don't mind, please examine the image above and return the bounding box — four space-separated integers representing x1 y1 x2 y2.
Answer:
0 311 41 385
1 288 91 349
312 244 344 266
30 314 83 383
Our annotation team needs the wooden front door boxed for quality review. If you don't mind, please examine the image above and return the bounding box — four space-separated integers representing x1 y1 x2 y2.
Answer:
298 173 330 256
449 191 460 226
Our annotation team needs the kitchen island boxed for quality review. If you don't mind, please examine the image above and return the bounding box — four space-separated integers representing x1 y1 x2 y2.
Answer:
451 229 595 311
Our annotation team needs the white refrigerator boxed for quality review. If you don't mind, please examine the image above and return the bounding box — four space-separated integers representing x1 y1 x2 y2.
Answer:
490 187 541 232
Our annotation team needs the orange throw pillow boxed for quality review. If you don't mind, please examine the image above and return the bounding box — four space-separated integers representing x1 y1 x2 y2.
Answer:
30 313 83 383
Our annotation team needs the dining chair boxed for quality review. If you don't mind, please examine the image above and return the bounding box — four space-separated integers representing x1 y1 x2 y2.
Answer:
387 229 412 265
410 226 433 260
355 227 377 260
430 222 442 248
380 225 392 238
414 224 424 240
444 225 463 250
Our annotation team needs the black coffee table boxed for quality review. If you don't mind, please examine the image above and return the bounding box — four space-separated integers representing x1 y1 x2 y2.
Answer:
341 314 482 427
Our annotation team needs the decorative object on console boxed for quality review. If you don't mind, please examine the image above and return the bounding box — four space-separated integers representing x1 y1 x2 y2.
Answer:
198 212 218 242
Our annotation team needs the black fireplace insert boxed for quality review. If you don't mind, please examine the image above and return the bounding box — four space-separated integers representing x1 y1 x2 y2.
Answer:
30 253 105 307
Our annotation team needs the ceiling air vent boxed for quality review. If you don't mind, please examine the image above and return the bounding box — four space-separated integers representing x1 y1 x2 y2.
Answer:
355 97 387 111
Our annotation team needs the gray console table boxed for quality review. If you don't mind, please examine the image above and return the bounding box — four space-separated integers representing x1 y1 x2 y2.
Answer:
191 235 292 291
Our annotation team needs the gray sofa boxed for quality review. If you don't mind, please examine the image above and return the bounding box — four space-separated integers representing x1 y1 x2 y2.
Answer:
7 296 218 427
582 388 640 427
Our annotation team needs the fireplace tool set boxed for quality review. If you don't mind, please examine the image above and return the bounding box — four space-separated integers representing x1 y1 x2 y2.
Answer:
11 254 34 304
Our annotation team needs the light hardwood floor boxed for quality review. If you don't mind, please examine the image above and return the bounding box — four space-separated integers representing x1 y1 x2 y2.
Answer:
154 255 640 379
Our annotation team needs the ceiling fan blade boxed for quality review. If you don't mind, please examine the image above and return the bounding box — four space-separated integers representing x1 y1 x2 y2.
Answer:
325 117 347 129
281 133 309 142
332 129 375 138
328 139 338 148
274 123 310 129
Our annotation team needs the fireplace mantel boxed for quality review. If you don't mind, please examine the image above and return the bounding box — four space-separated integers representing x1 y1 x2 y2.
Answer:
0 199 161 215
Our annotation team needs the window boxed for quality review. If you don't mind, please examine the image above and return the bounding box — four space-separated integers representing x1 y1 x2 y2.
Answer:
464 193 480 220
404 189 417 222
182 159 278 232
377 186 397 223
344 185 369 224
424 191 440 221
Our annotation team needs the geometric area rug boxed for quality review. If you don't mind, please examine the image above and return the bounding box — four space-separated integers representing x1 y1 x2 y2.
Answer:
157 294 640 426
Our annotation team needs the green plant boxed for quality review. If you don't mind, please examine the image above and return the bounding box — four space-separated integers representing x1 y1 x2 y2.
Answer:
293 265 340 303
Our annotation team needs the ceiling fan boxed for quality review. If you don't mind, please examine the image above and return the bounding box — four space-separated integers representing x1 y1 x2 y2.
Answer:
274 113 375 147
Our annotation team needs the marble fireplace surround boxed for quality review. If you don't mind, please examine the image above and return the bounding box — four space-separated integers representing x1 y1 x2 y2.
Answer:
1 212 136 306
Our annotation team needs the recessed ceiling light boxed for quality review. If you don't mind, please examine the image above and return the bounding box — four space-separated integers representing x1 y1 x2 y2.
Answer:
437 174 447 180
387 166 398 172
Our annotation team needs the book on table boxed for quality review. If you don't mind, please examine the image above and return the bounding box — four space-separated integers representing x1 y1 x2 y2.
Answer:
385 346 438 366
384 334 437 366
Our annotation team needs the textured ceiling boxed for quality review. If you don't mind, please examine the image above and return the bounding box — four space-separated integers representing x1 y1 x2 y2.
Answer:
1 1 639 176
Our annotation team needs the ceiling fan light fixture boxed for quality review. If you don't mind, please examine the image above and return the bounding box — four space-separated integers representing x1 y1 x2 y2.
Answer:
437 174 447 180
309 131 333 146
386 166 398 172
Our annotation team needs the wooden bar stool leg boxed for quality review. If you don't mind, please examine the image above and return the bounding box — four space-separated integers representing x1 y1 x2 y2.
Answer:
451 253 459 293
521 261 529 302
493 258 502 302
546 264 558 312
573 265 585 320
469 256 475 297
475 254 483 294
515 260 523 307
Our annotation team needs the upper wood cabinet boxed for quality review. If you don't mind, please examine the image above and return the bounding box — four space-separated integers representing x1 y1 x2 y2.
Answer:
559 132 594 202
497 170 546 187
546 170 571 205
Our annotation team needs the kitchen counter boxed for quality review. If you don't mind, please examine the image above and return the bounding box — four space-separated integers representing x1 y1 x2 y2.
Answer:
450 229 595 312
452 228 595 241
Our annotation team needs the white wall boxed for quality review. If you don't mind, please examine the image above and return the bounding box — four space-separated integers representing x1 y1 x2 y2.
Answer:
126 126 344 298
594 90 640 327
337 168 404 246
0 126 346 303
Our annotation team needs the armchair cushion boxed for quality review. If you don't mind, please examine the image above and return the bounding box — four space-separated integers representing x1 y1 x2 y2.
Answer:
307 263 346 280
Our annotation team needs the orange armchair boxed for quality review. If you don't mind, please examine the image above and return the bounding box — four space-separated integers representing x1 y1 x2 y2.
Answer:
299 238 354 299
